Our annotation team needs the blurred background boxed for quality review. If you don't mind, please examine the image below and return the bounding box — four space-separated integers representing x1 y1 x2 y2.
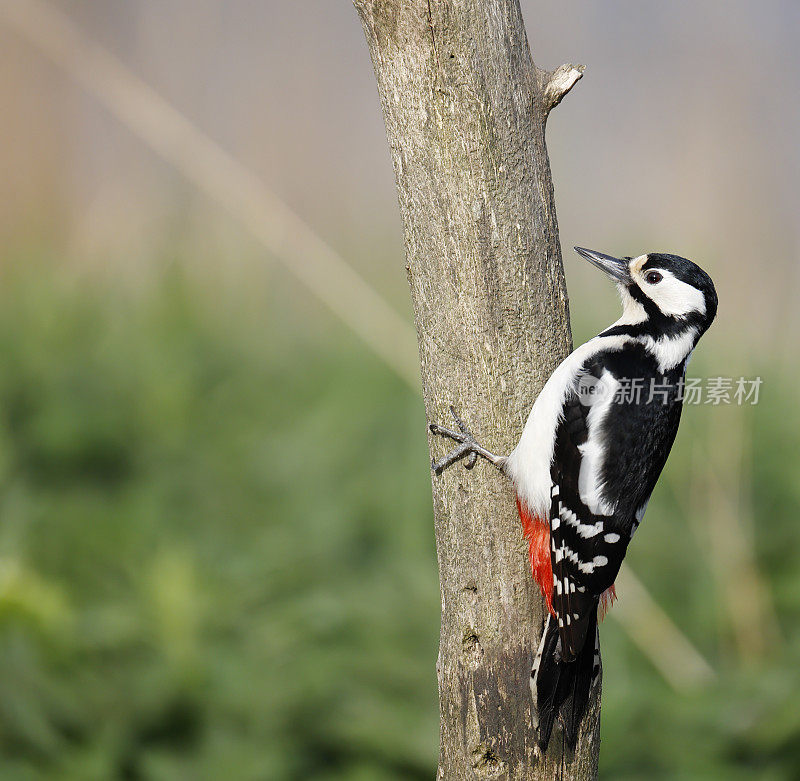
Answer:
0 0 798 778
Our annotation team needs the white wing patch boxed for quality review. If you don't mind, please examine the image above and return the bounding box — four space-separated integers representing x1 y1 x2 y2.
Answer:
577 371 619 516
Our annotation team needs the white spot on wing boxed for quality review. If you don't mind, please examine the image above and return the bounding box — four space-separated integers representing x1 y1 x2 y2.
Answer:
561 504 604 538
631 499 650 538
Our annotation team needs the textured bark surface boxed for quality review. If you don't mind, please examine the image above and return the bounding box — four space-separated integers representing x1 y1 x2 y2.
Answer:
355 1 600 777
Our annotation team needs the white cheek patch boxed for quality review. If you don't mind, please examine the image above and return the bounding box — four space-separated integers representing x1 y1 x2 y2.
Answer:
641 269 706 317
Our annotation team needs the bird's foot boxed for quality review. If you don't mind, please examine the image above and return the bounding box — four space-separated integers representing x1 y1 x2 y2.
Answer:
429 406 505 475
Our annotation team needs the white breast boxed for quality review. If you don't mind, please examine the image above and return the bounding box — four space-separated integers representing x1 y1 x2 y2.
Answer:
505 335 628 517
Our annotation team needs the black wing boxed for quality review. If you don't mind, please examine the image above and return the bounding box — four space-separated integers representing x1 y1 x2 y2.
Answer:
548 363 630 662
548 346 687 661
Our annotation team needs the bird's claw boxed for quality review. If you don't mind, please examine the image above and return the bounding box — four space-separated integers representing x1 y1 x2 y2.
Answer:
429 406 481 475
447 405 474 438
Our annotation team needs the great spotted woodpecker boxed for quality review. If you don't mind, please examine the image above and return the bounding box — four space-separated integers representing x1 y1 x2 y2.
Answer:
429 247 717 751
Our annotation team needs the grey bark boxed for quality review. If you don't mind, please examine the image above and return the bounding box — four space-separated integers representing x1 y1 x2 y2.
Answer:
354 1 599 778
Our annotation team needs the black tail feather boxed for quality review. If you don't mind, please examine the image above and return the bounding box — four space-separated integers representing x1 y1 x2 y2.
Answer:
534 606 598 751
532 614 562 750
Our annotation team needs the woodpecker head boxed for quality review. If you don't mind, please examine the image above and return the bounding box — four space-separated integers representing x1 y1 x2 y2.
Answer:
574 247 718 337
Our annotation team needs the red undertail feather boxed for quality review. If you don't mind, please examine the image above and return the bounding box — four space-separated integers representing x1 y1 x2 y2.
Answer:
516 495 618 621
599 584 617 621
516 497 555 616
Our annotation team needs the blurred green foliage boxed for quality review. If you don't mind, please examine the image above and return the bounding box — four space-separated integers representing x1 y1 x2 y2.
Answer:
0 252 796 779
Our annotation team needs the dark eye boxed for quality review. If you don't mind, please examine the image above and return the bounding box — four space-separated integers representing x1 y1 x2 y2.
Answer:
645 270 663 285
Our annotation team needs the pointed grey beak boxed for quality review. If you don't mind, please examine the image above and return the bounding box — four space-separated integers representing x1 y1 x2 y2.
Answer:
573 247 631 283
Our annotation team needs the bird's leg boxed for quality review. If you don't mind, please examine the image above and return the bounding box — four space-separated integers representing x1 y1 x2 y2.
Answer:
429 406 507 475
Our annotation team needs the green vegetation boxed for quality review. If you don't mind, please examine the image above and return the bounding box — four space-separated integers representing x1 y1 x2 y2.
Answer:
0 253 796 779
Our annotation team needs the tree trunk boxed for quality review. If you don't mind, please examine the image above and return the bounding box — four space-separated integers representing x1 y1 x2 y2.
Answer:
354 1 599 777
